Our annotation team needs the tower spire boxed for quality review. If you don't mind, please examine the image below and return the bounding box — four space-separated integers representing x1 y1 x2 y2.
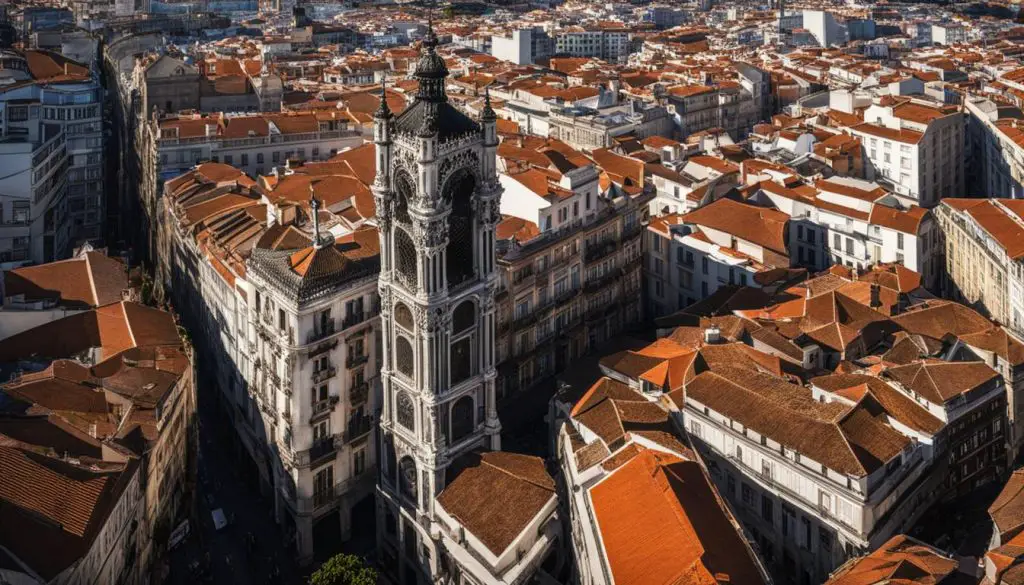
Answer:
426 0 435 43
310 187 325 249
481 86 496 121
375 77 392 119
413 0 448 103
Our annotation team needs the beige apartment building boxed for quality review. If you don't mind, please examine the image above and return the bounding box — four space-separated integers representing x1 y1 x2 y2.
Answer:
495 198 648 397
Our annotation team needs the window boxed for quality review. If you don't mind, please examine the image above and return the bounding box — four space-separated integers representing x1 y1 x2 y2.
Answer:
801 516 812 550
450 396 474 443
701 257 709 275
257 153 264 164
241 153 249 166
313 465 334 505
690 420 702 438
897 232 904 250
395 337 414 378
395 303 414 330
819 527 832 551
834 233 841 250
396 392 415 430
398 456 417 501
741 483 754 506
727 473 736 497
782 504 795 537
354 450 366 475
761 494 773 525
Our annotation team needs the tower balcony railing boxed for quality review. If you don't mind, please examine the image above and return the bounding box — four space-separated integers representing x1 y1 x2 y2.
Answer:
344 416 373 444
307 435 338 467
342 311 370 330
346 353 369 369
310 396 340 421
585 239 618 264
312 366 337 384
350 381 370 405
307 320 337 345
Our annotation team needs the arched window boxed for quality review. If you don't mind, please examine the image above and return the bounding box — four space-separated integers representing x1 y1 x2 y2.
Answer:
394 228 418 289
399 456 417 502
452 301 476 335
444 169 476 287
395 302 414 331
396 391 415 431
450 337 472 386
450 395 474 444
394 171 414 225
395 336 414 378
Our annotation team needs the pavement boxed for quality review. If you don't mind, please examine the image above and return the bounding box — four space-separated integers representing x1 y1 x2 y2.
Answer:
166 372 307 585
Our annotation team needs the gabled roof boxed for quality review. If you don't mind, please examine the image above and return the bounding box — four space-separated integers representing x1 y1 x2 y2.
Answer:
589 447 766 585
680 198 789 255
437 451 555 556
0 446 130 580
570 377 682 459
893 300 993 339
686 366 908 476
991 468 1024 543
0 302 182 368
810 372 944 435
4 252 128 309
824 535 957 585
883 359 1000 405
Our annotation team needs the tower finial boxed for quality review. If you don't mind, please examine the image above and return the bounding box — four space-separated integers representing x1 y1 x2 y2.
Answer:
481 85 496 121
375 77 392 119
424 0 438 47
310 186 325 249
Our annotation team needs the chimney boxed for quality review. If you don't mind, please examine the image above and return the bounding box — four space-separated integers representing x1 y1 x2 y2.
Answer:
869 283 881 309
704 326 721 344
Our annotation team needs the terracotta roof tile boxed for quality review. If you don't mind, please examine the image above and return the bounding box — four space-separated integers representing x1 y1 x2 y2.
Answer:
590 447 766 585
437 451 555 556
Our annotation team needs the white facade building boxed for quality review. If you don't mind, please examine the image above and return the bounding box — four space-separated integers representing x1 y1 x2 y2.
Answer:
845 96 964 209
803 10 849 47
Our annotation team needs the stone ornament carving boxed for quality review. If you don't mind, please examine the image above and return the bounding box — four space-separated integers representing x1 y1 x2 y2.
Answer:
415 306 446 333
397 391 415 431
421 470 430 508
420 219 448 249
478 198 500 225
398 148 417 177
438 152 480 193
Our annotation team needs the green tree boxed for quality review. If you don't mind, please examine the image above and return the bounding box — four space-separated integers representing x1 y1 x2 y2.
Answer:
309 553 377 585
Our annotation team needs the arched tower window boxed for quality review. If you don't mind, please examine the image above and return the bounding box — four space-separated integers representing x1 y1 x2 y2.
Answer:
444 169 476 288
450 395 474 444
399 456 417 502
452 300 476 334
395 302 414 331
450 300 477 386
394 228 418 289
396 391 415 431
395 336 414 379
394 171 414 225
